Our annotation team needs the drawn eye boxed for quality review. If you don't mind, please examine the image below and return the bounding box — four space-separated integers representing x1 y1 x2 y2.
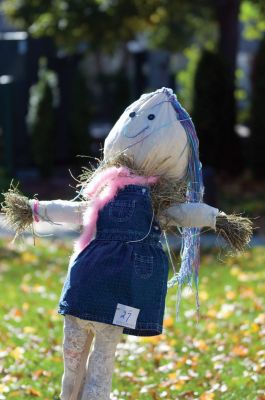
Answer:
148 114 155 120
129 112 136 118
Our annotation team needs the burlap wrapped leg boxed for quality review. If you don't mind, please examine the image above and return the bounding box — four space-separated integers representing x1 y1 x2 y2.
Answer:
80 322 123 400
60 316 94 400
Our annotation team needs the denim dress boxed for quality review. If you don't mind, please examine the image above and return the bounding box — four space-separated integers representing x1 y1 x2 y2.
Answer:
58 185 169 336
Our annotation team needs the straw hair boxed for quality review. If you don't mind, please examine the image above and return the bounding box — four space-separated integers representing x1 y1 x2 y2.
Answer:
216 213 253 252
1 183 33 238
78 153 187 228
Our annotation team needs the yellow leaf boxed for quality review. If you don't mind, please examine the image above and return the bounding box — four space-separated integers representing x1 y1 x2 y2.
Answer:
193 339 209 351
206 322 216 333
9 391 21 397
10 347 24 360
21 252 37 263
0 384 10 394
141 336 158 344
238 273 249 282
168 372 176 380
163 316 174 328
250 323 260 333
230 266 240 276
154 353 163 362
200 290 209 301
22 302 29 311
51 356 61 363
32 284 45 293
176 356 187 367
175 380 185 389
200 393 215 400
226 291 236 300
206 308 217 318
141 334 166 344
24 326 36 334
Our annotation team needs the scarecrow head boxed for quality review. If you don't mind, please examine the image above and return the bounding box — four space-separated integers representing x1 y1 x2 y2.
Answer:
104 87 192 181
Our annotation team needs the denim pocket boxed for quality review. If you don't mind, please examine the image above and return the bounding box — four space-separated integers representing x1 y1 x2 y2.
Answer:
134 253 153 279
109 200 135 222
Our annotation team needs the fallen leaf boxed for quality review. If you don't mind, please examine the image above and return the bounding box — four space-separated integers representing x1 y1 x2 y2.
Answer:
26 387 41 397
200 393 215 400
10 347 24 360
24 326 36 334
163 316 174 328
232 345 249 357
193 339 209 351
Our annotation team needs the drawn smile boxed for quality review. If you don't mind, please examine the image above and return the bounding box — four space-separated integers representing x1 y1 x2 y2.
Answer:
124 125 149 138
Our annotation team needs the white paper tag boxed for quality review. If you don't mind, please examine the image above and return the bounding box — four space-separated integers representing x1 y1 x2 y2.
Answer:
113 303 140 329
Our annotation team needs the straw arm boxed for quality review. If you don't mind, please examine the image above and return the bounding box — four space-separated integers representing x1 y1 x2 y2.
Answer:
29 200 87 225
162 202 219 229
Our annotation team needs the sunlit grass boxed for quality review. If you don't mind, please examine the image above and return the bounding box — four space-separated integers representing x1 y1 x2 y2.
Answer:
0 239 264 399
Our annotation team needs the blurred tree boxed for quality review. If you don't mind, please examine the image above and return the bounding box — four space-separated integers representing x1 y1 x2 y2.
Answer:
26 58 59 178
106 68 131 121
2 0 265 74
69 67 91 162
3 0 265 173
212 1 243 174
176 44 202 111
249 37 265 177
241 0 265 40
192 49 242 173
1 0 214 52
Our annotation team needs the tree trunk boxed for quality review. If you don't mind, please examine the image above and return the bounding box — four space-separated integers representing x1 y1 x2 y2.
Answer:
215 0 243 174
216 0 240 80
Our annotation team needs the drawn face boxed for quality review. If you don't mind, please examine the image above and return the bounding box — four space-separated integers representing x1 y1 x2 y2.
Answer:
123 100 175 139
104 88 189 180
106 90 178 145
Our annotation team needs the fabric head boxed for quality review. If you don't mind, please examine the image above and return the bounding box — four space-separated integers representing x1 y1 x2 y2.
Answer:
104 87 189 180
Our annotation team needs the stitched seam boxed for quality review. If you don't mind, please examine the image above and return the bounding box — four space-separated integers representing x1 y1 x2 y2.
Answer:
157 248 167 324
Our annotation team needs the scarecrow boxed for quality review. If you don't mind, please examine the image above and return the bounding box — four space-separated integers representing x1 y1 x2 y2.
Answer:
2 88 252 400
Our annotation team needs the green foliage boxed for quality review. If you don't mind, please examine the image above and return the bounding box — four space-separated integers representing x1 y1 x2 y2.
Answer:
249 37 265 177
235 68 251 124
1 0 216 53
26 58 59 178
192 49 240 171
240 0 265 41
0 239 265 398
176 45 201 112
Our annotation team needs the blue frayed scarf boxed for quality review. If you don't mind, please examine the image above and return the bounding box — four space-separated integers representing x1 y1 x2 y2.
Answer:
162 88 204 319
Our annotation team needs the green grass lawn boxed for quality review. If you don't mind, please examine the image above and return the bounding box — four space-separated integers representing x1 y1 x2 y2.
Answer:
0 239 264 400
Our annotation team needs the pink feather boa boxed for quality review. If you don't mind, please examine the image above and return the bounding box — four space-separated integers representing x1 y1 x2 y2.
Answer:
74 166 158 254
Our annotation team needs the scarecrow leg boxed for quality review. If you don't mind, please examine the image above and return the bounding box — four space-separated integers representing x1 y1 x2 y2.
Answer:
60 316 94 400
71 330 94 400
80 322 123 400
